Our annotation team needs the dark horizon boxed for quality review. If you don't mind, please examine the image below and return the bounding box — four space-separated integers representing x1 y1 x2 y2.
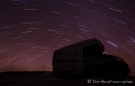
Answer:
0 0 135 76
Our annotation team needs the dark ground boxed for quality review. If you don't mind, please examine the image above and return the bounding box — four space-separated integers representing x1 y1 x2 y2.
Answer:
0 71 134 86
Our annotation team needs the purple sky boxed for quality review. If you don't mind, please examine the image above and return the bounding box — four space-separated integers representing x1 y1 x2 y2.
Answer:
0 0 135 76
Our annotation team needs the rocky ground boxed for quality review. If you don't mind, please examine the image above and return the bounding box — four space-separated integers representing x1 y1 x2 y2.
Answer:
0 71 134 86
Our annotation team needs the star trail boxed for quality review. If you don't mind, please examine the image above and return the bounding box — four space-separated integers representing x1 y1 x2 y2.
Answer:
0 0 135 76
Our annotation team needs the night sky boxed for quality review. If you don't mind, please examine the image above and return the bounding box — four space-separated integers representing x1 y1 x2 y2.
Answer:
0 0 135 75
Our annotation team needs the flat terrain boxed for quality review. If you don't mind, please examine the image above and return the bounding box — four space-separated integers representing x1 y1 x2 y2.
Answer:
0 71 134 86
